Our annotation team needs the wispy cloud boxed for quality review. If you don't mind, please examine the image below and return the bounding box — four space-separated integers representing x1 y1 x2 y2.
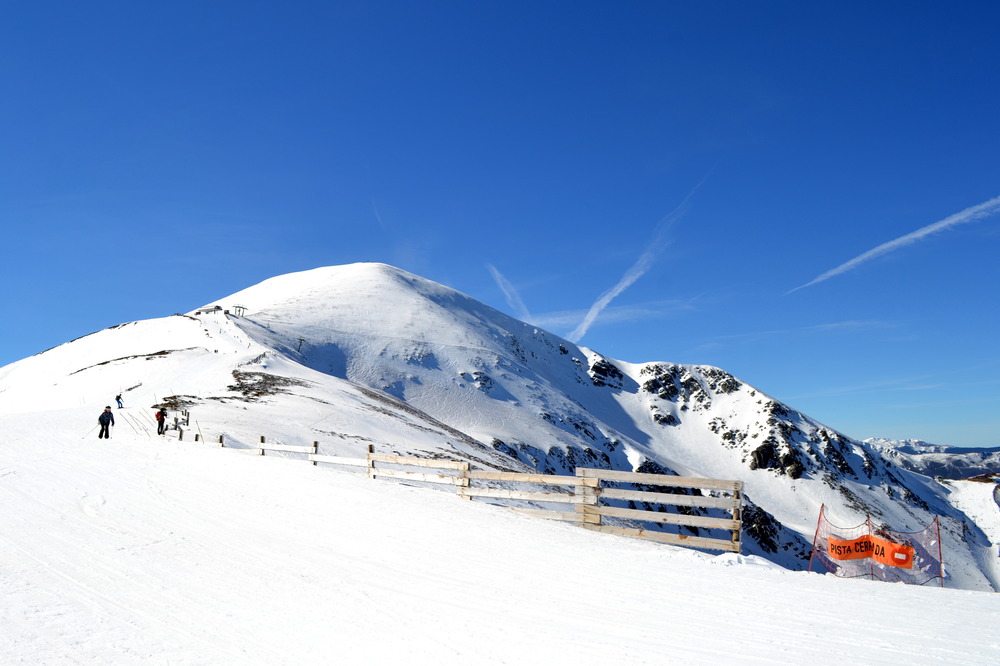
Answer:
716 319 893 343
785 375 946 401
683 320 894 355
487 264 532 322
788 194 1000 294
567 172 713 343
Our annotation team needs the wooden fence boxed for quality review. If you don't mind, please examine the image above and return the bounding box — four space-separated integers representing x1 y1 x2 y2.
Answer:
199 434 743 553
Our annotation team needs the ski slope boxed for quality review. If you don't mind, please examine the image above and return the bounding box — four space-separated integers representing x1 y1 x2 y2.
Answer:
1 412 999 665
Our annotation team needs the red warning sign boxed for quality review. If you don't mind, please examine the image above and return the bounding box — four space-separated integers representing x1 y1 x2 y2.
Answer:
827 535 914 569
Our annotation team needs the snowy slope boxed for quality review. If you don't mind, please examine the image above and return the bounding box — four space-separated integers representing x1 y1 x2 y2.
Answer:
1 262 997 593
2 415 999 664
0 302 526 473
938 479 1000 587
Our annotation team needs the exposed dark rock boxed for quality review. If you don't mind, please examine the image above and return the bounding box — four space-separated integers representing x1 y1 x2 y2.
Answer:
741 500 813 562
749 438 805 478
699 366 742 394
780 449 805 479
492 438 518 459
227 371 311 401
639 364 681 401
742 503 781 553
750 441 780 471
589 358 624 389
651 409 679 426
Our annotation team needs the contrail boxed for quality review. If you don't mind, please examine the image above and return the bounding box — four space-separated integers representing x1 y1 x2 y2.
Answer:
371 198 386 230
567 249 660 343
487 264 532 321
567 172 712 343
788 194 1000 294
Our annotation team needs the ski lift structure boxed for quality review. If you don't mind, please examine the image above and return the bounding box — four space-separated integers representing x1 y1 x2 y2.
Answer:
193 304 248 317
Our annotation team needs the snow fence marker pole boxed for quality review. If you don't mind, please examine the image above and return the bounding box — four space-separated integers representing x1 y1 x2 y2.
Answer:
807 504 825 573
866 516 874 581
935 516 944 588
367 445 375 479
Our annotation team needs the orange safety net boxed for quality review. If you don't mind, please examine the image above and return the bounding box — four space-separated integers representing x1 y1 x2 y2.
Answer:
808 504 943 586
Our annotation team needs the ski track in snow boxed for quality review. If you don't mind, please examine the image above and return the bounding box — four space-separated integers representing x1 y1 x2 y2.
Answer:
2 420 999 665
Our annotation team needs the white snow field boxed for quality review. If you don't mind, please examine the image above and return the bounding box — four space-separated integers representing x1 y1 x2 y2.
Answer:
1 413 999 665
2 262 999 663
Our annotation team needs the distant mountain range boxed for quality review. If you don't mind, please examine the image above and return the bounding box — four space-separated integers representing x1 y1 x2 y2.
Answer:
1 263 996 591
865 438 1000 480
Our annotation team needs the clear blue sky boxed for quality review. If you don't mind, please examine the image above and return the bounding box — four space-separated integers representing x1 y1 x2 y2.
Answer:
2 1 998 446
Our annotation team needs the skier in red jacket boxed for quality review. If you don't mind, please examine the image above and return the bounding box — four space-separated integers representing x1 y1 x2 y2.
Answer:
155 408 167 435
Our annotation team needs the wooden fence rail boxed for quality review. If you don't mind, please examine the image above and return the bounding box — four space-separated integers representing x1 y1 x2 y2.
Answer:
257 436 318 456
573 467 742 553
209 434 743 553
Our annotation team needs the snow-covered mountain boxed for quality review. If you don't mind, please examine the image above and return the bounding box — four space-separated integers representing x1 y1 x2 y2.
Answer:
866 437 1000 480
2 262 997 592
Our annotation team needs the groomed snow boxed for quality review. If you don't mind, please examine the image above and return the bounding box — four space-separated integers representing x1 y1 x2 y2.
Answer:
3 263 999 663
2 412 999 665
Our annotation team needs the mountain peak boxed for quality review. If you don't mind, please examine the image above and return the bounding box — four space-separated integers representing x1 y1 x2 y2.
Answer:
3 262 997 592
192 262 423 314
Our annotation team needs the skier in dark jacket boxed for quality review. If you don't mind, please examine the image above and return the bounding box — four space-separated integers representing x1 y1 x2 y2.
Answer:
155 408 167 435
98 407 114 439
115 393 123 408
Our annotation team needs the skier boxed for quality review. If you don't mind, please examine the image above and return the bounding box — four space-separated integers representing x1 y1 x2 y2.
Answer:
155 407 167 435
115 393 123 408
98 407 115 439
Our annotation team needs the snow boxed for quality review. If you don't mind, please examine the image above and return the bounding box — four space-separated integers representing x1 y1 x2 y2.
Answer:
2 262 1000 663
942 480 1000 585
2 414 999 665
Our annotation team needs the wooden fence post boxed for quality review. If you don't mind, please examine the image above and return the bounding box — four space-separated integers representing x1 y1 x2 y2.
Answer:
731 484 743 553
459 462 471 499
366 444 375 478
575 469 601 525
219 434 224 448
259 435 266 456
311 442 319 466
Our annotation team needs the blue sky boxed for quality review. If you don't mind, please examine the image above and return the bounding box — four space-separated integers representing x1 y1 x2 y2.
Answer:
2 1 998 447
